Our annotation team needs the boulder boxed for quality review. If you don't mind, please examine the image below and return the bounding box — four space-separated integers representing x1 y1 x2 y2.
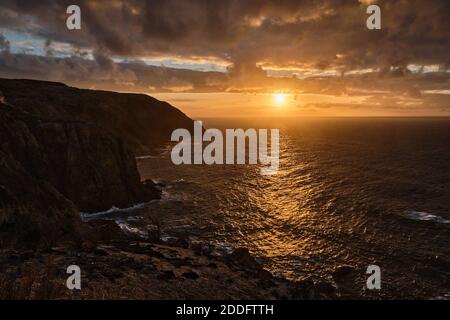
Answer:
227 248 261 269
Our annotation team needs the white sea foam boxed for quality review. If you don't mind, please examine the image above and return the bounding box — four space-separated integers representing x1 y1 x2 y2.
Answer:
404 211 450 224
432 294 450 300
161 190 180 201
115 219 148 239
136 155 158 160
213 243 234 255
80 202 148 221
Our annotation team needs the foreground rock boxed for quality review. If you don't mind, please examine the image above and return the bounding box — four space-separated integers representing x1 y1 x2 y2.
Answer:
0 237 337 300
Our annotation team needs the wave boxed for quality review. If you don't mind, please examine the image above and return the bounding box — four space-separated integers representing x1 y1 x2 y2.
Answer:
80 202 149 221
161 190 182 201
115 219 148 239
136 155 159 160
404 211 450 224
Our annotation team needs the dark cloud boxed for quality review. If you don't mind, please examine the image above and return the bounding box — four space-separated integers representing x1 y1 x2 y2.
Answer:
0 51 229 92
0 34 10 51
0 51 137 85
0 0 449 97
1 0 449 69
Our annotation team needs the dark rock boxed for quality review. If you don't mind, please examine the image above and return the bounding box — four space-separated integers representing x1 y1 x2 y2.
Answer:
332 265 359 297
290 280 318 299
190 242 203 255
332 265 356 280
227 248 261 269
316 281 337 297
256 269 274 280
182 271 200 280
145 225 161 243
85 220 128 241
0 78 194 249
143 180 162 196
157 270 176 280
0 78 194 213
81 241 97 252
93 248 109 256
190 242 214 256
0 103 158 213
0 137 87 248
0 79 194 156
163 236 190 249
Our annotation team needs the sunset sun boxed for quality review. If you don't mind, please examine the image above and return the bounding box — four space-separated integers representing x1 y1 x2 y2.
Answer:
273 93 288 106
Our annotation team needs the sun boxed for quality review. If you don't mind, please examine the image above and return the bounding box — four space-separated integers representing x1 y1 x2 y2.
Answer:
273 93 288 106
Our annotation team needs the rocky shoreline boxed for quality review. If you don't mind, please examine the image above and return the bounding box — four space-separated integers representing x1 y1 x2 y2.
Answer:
0 79 340 299
0 220 339 300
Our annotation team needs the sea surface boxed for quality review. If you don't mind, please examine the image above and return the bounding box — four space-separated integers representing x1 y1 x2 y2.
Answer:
86 118 450 298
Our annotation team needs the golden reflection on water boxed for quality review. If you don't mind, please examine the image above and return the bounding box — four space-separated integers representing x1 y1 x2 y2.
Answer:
138 118 450 288
226 134 325 278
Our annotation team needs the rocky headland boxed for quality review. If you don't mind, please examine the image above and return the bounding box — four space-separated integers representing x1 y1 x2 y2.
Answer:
0 79 337 300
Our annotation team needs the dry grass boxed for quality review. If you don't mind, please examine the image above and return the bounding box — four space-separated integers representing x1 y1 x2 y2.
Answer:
0 258 66 300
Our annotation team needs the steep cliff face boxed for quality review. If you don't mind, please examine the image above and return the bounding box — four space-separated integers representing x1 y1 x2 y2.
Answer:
0 106 85 247
0 79 193 155
0 79 193 247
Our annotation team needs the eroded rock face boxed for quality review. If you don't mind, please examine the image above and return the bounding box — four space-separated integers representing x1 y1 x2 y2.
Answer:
0 79 193 155
0 108 85 248
0 79 193 248
0 161 85 248
0 100 158 213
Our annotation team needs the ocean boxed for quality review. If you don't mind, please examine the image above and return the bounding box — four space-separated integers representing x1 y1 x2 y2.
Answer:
88 118 450 298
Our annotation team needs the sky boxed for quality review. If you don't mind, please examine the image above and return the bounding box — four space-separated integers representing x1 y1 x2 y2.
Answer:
0 0 449 117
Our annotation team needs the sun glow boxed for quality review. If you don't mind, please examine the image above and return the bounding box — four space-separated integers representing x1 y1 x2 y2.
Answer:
273 93 288 106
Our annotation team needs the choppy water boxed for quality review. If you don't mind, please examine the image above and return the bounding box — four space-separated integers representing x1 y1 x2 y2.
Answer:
93 118 450 298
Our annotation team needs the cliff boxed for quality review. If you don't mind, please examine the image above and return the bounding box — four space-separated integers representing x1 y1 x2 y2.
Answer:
0 79 193 247
0 79 193 155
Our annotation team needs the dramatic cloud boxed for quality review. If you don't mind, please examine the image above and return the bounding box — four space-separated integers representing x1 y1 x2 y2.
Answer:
0 0 449 100
0 34 10 52
1 1 450 67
